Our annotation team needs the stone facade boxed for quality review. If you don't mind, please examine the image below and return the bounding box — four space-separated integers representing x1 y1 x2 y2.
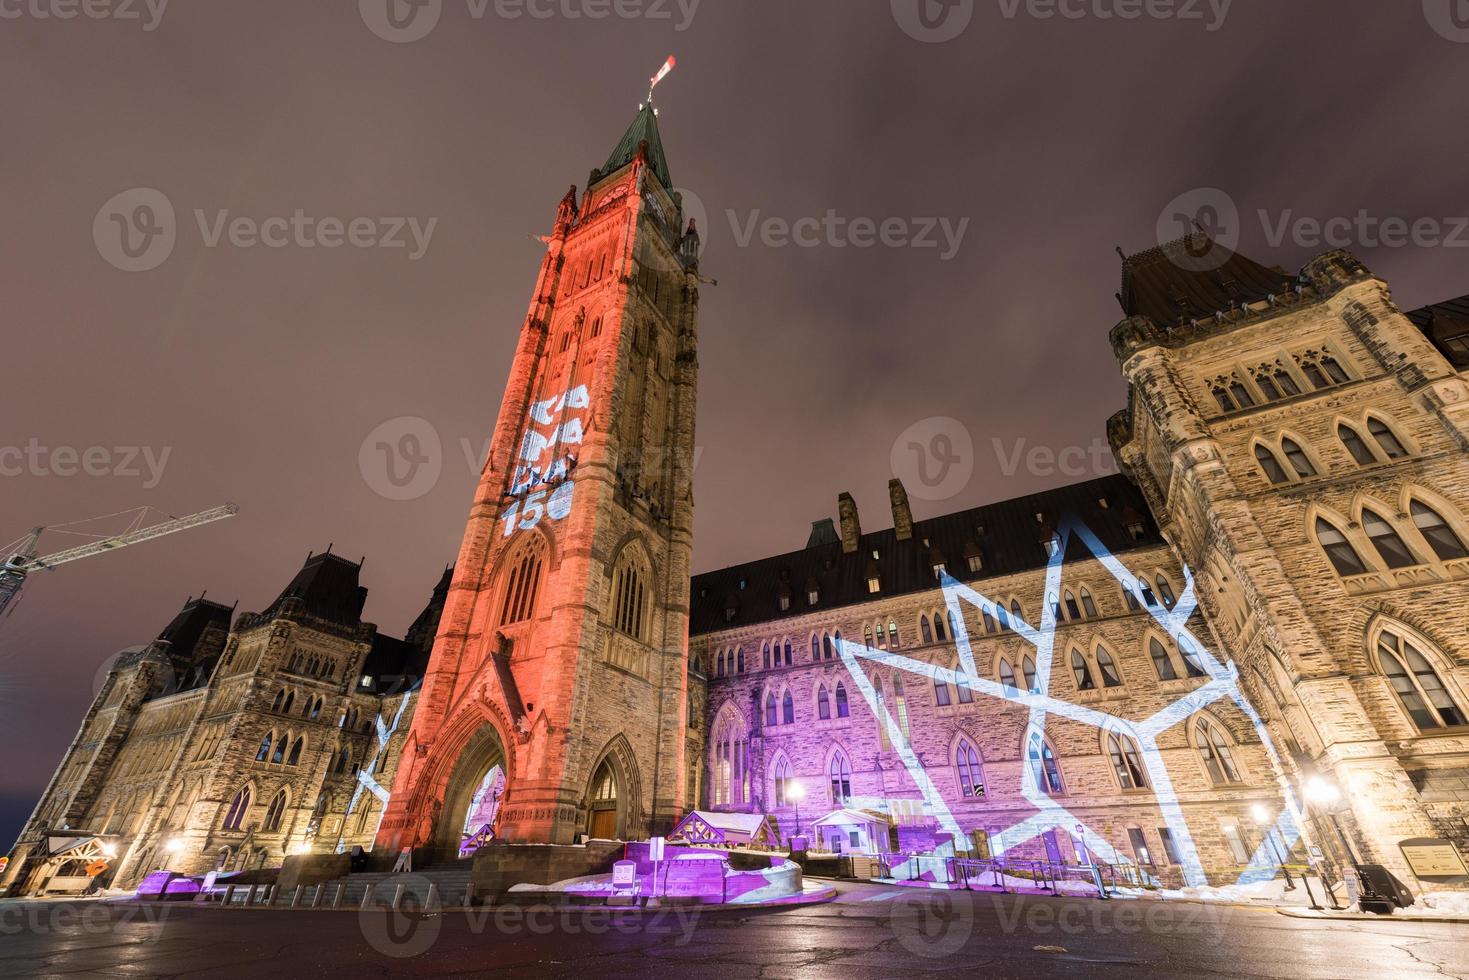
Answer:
375 103 702 853
0 554 445 896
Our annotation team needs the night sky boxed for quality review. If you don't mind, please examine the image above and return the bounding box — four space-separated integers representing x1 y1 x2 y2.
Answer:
3 1 1466 845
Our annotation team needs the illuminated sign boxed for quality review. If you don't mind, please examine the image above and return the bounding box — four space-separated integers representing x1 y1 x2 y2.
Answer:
501 384 587 536
1400 838 1468 880
835 517 1306 890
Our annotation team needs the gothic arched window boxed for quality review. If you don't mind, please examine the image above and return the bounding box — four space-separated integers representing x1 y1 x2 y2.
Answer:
1255 445 1289 485
255 733 272 762
828 751 852 803
920 614 933 645
1096 646 1122 687
1150 638 1178 681
1316 518 1368 576
1071 650 1095 691
834 682 850 718
223 787 251 831
610 549 649 640
1027 732 1064 794
764 693 778 728
1021 655 1038 693
1377 630 1466 730
817 685 831 719
781 690 795 725
999 658 1017 693
264 789 288 832
1411 501 1469 561
1362 508 1419 569
1282 438 1316 478
1339 424 1377 465
773 757 794 807
956 739 984 797
1108 732 1148 789
1194 718 1241 783
286 737 304 767
1368 418 1408 459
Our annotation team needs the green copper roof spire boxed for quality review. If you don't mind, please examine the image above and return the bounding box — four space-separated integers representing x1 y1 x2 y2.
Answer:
601 101 673 190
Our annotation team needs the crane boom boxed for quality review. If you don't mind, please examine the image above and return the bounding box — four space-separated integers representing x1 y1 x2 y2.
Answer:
0 503 239 624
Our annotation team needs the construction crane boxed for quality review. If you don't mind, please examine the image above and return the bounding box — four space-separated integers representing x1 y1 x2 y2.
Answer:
0 503 239 624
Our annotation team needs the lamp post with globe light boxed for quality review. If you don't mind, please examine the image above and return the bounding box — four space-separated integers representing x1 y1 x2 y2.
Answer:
1250 804 1296 892
787 781 806 846
1303 775 1355 909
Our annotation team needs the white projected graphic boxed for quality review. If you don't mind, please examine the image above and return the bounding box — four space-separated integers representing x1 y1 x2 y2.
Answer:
835 519 1306 889
501 384 587 537
337 692 413 852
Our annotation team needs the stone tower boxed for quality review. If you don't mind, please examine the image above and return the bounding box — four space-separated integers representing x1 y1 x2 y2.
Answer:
377 100 702 852
1108 234 1469 888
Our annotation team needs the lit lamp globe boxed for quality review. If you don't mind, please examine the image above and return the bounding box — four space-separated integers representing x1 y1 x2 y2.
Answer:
164 838 185 854
788 782 806 803
1304 777 1340 806
1250 804 1272 826
787 781 807 850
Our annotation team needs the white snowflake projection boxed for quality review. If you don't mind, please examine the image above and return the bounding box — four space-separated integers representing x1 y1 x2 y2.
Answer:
835 518 1306 889
336 691 414 852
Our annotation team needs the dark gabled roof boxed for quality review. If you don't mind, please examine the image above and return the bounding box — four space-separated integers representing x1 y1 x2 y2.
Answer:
1405 294 1469 369
1119 233 1297 326
264 552 368 627
360 632 428 696
689 474 1161 635
598 103 672 189
155 597 233 659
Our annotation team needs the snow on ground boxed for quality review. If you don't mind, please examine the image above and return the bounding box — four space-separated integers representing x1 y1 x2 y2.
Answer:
1399 890 1469 917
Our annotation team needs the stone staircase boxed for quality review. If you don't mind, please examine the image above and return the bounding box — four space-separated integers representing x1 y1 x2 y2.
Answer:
308 858 477 909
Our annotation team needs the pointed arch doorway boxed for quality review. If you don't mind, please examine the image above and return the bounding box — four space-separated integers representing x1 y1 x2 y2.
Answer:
436 723 510 857
587 757 620 840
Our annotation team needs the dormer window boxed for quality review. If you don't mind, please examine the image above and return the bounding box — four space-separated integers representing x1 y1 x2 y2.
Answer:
738 578 747 591
867 576 881 594
932 562 946 580
778 595 791 611
807 589 819 606
967 554 983 573
871 548 881 560
359 675 373 689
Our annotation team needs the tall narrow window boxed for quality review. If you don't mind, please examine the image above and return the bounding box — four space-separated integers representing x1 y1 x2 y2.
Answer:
1368 418 1408 459
1282 439 1316 478
223 788 251 830
1255 445 1290 485
818 685 831 719
1378 631 1466 730
1339 424 1377 465
1156 576 1176 608
264 790 288 832
255 733 272 762
1096 646 1122 687
611 553 648 640
1027 733 1064 794
835 682 850 718
1150 638 1178 681
782 690 795 725
1194 719 1241 783
773 758 793 807
762 643 771 670
1071 650 1095 691
955 665 974 703
920 615 933 644
956 739 985 797
933 674 952 706
828 752 852 803
764 694 778 728
1362 508 1419 569
889 619 901 648
1064 591 1081 620
1108 733 1148 789
983 609 997 633
934 613 947 643
1179 639 1208 678
999 659 1017 693
1411 501 1469 561
287 737 304 766
1021 655 1038 693
1080 588 1098 618
1316 518 1369 575
500 547 544 625
893 675 911 740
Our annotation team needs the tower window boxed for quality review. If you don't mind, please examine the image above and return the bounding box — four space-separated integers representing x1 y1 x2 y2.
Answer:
1377 630 1466 730
1316 518 1368 576
1362 508 1419 569
1338 424 1377 465
1411 501 1469 561
1368 418 1409 459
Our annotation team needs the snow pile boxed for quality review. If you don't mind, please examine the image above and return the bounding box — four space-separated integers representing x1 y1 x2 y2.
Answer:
1400 890 1469 917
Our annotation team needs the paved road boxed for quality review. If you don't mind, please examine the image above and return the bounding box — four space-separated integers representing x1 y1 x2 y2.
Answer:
1 880 1465 978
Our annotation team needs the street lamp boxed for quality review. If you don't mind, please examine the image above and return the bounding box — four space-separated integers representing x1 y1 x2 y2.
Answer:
164 838 184 854
787 781 806 845
1250 804 1295 891
1302 775 1355 910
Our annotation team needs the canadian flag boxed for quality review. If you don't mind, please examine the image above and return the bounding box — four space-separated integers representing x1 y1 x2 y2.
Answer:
649 55 676 93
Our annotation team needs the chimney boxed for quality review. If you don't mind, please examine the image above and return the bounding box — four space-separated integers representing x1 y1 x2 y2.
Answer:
837 492 861 554
889 479 914 541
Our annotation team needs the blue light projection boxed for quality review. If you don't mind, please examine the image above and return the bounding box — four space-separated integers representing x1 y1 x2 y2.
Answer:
834 517 1308 889
336 691 414 852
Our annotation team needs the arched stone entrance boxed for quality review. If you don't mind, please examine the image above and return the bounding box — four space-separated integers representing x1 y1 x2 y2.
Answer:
583 736 642 841
437 724 510 856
